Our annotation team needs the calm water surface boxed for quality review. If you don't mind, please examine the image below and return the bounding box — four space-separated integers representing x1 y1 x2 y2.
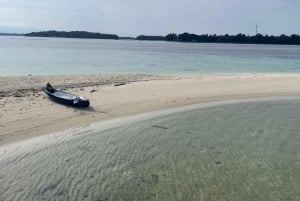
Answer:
1 36 300 75
0 98 299 201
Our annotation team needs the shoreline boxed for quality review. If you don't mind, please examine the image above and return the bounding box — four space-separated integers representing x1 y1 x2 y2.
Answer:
2 95 300 152
2 73 300 145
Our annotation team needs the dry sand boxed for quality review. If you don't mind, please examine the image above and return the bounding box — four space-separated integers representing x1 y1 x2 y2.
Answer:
1 73 300 145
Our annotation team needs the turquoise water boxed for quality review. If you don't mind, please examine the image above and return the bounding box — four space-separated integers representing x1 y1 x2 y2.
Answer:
0 36 300 75
0 98 299 201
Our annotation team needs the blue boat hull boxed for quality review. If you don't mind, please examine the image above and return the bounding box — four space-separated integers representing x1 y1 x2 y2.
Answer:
44 87 90 107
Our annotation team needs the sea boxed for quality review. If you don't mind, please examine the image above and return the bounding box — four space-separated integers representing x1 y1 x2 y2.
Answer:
1 37 300 201
0 97 299 201
0 36 300 76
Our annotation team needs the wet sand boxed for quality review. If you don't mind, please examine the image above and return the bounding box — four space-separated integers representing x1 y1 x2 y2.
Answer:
1 97 299 201
2 73 300 145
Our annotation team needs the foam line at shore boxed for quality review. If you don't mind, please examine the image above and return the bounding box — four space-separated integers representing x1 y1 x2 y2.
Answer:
1 95 300 159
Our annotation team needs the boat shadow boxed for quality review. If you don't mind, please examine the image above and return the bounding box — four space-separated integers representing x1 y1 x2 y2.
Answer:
75 106 108 115
76 106 97 112
65 105 97 112
48 99 97 112
45 95 102 113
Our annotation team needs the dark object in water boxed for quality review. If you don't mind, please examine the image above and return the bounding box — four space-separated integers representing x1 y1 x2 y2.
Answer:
152 125 168 129
44 83 90 107
215 161 222 165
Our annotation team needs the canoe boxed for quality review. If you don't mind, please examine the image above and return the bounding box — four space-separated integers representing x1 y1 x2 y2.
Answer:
44 83 90 107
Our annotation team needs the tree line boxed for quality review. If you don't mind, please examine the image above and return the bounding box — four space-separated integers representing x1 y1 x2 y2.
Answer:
136 33 300 45
24 30 300 45
163 33 300 45
25 31 118 40
135 35 165 41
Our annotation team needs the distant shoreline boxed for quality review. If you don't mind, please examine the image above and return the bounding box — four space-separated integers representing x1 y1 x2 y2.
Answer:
19 30 300 45
0 33 24 36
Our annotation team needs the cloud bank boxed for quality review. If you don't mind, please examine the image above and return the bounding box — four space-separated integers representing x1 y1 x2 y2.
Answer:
0 0 299 36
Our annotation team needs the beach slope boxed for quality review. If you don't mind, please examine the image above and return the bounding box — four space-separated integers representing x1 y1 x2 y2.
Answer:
1 73 300 144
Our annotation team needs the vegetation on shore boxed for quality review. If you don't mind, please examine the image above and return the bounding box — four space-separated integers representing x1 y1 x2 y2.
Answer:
25 30 118 40
164 33 300 45
24 30 300 45
136 35 165 41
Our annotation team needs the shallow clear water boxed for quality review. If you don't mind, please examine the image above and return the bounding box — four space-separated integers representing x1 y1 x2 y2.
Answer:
1 36 300 75
0 98 299 201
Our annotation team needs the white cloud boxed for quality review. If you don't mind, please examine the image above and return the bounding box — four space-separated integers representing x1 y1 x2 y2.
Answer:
0 0 299 36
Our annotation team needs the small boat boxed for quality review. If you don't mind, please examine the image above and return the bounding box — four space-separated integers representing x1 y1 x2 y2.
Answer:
44 83 90 107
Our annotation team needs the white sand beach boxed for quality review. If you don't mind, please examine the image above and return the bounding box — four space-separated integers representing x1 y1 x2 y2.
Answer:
1 73 300 145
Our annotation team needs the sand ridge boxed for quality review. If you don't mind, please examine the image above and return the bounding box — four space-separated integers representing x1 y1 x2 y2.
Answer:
1 73 300 145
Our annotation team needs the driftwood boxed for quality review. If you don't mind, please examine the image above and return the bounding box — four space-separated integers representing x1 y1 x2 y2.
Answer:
114 83 126 87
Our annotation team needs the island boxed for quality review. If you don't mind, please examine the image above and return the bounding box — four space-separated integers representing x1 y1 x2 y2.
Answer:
25 30 118 40
24 30 300 45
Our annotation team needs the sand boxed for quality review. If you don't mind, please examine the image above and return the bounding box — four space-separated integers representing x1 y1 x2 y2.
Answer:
1 73 300 145
1 98 299 201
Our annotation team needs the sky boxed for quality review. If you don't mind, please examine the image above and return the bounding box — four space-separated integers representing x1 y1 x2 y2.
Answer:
0 0 299 36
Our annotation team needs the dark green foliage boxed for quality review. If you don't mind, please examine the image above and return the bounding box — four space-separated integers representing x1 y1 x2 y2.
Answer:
165 33 178 41
24 30 300 45
119 37 135 40
25 30 118 40
136 35 165 41
164 32 300 45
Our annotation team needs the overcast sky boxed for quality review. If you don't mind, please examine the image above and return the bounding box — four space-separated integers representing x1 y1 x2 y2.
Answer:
0 0 299 36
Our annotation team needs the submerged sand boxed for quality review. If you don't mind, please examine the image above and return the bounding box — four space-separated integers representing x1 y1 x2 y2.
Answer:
2 73 300 144
1 97 299 201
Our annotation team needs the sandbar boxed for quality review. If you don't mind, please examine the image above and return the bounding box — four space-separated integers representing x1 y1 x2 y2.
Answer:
1 73 300 145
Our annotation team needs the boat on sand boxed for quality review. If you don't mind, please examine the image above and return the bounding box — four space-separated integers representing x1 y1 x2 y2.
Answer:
44 83 90 107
